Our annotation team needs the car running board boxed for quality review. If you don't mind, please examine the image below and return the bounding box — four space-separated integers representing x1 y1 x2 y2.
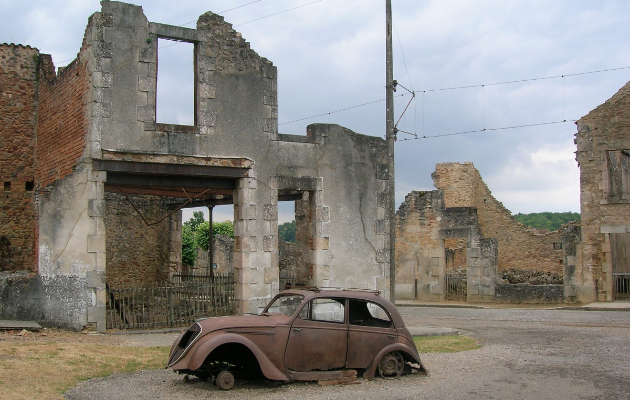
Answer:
288 369 358 382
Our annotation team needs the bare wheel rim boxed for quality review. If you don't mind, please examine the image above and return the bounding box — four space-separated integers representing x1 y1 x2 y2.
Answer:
378 351 404 378
216 371 235 390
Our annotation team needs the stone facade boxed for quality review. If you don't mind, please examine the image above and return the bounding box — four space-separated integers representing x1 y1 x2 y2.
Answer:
0 2 390 331
575 80 630 302
396 163 580 304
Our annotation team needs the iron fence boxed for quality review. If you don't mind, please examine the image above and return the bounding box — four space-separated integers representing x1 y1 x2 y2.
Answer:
613 273 630 300
106 272 235 330
445 274 467 301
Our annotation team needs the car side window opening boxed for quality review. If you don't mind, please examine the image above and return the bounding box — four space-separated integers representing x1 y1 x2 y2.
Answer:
300 298 345 323
264 294 304 316
348 300 393 328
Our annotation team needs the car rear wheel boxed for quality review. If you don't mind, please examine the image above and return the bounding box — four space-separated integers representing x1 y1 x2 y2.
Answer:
377 351 404 378
215 371 235 390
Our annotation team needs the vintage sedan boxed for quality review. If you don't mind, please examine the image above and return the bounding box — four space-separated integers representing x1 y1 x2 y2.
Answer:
167 288 426 389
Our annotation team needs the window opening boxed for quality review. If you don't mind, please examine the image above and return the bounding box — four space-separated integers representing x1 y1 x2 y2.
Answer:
156 38 195 126
3 182 10 191
303 298 345 323
606 150 630 202
348 300 393 328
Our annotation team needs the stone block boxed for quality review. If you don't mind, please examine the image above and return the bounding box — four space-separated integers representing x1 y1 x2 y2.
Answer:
86 270 105 288
87 306 106 331
200 84 216 99
467 247 480 258
264 267 279 284
87 199 106 217
432 284 444 295
316 206 330 222
263 235 276 252
137 76 155 92
87 234 105 253
263 204 277 221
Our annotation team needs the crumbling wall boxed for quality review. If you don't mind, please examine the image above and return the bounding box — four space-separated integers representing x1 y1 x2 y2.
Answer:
35 56 90 188
576 80 630 302
0 45 38 273
433 162 565 276
395 191 445 300
104 192 171 285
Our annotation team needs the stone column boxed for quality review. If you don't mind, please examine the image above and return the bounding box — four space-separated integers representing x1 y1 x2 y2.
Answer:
467 238 498 302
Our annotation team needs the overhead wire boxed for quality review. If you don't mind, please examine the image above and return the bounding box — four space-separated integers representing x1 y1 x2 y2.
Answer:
279 65 630 139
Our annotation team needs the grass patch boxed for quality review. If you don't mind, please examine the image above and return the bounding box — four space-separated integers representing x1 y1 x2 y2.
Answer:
0 335 169 400
414 335 480 353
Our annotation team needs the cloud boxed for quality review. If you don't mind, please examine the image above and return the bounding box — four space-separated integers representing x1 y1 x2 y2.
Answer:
2 0 630 218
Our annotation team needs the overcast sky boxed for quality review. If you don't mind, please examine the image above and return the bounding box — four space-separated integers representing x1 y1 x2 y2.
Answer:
2 0 630 223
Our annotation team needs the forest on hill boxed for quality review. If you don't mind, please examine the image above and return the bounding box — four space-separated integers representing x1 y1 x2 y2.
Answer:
513 212 580 231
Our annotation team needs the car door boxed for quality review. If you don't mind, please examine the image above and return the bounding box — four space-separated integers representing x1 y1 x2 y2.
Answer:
284 297 348 372
346 299 398 369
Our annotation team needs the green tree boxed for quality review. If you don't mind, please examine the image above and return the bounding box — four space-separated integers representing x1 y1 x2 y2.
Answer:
279 220 296 243
194 221 234 250
184 211 205 231
513 212 580 231
213 221 234 238
181 224 196 267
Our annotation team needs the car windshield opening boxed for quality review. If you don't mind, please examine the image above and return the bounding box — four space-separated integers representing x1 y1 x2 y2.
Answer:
263 294 304 316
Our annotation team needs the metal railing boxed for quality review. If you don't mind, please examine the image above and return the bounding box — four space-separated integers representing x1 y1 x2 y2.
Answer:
613 273 630 300
445 274 467 301
106 272 235 330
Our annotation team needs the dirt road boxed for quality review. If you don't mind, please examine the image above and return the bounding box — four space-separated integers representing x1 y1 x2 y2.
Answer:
64 307 630 400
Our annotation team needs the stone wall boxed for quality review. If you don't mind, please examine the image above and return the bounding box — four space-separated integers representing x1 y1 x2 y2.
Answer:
433 162 565 275
396 163 581 303
104 192 171 285
0 45 38 273
193 235 234 275
576 80 630 302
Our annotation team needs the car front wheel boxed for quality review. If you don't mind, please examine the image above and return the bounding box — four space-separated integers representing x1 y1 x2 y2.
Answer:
377 351 404 378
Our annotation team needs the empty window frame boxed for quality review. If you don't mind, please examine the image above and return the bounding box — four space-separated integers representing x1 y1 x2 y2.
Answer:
156 38 195 126
607 150 630 202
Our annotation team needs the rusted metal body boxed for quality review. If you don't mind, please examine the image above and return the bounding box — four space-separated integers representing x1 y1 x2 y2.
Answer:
168 288 427 388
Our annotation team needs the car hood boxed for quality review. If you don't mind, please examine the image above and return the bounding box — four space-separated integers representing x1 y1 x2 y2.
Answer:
195 314 288 334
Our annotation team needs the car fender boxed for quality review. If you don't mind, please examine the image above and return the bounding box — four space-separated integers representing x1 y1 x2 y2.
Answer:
363 343 424 379
188 332 289 381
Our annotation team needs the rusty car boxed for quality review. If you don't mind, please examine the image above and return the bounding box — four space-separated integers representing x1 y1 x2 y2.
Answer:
167 287 426 390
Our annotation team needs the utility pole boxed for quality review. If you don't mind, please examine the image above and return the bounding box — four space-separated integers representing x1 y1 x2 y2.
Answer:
385 0 396 302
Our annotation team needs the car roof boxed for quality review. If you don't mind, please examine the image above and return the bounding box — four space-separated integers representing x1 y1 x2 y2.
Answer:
276 288 406 328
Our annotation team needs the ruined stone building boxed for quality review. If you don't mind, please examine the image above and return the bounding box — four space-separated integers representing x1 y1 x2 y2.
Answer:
396 162 580 304
0 1 391 332
575 80 630 302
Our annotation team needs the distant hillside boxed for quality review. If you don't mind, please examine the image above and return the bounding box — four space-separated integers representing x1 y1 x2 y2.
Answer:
513 212 580 231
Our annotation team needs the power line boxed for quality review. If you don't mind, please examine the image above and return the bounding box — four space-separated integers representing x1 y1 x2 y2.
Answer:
415 66 630 94
179 0 264 27
398 120 577 141
279 96 402 126
234 0 322 26
279 65 630 127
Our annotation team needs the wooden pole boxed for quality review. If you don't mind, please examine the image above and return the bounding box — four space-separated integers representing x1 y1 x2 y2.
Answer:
386 0 396 302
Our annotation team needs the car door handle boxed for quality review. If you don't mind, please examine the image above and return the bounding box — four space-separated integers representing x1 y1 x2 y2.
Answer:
293 328 303 331
387 335 396 339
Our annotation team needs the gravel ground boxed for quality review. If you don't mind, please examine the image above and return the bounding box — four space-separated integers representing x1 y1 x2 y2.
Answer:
64 307 630 400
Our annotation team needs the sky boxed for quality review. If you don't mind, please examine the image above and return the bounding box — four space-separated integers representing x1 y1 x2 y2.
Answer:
2 0 630 224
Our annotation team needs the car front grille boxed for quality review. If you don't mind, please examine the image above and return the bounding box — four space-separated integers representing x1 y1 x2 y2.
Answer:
168 322 202 367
